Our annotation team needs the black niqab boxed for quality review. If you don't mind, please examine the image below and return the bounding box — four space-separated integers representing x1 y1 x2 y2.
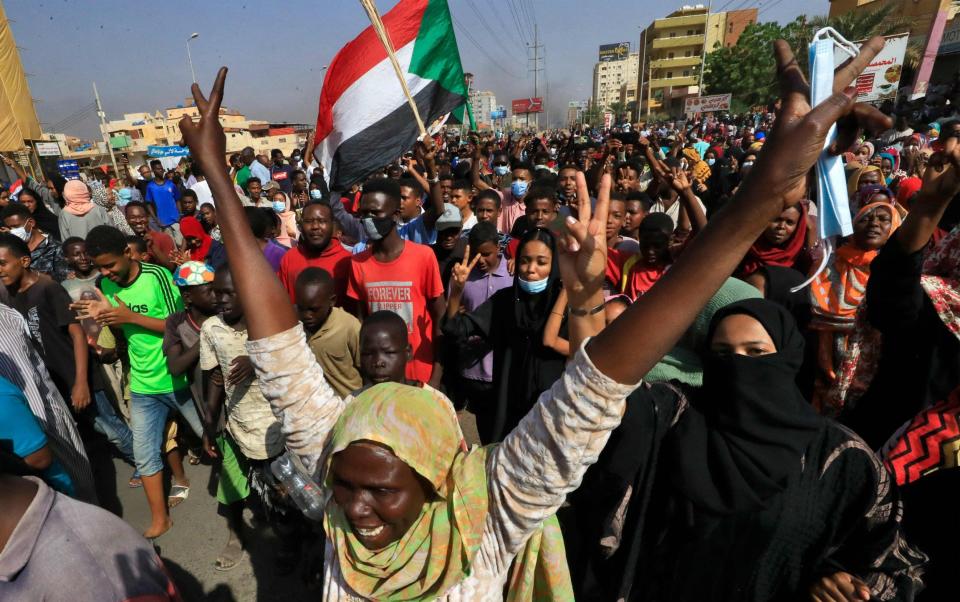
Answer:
666 298 824 516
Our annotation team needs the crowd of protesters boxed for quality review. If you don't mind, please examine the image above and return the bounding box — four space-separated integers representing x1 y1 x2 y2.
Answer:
2 35 960 601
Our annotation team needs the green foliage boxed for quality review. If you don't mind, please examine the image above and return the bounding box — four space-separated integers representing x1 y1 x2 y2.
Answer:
704 4 916 106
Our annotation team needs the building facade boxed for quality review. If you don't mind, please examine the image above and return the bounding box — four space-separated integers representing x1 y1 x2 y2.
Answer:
636 4 757 116
592 51 640 111
469 90 498 129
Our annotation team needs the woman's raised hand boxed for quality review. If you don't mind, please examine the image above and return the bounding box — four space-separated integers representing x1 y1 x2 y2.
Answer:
557 172 610 308
178 67 228 178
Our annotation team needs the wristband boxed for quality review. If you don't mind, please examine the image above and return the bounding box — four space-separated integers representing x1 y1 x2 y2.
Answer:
569 301 605 317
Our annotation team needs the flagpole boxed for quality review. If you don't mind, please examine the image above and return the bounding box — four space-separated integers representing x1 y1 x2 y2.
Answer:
358 0 428 138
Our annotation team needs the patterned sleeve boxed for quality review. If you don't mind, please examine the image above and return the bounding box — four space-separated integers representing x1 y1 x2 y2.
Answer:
820 428 927 601
483 340 639 561
245 323 345 478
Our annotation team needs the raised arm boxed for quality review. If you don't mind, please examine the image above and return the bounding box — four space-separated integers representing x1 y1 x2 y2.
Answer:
470 142 492 191
894 139 960 254
178 70 296 340
180 69 345 474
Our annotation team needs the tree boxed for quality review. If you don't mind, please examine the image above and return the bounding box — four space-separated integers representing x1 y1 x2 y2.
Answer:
704 5 917 107
703 21 790 107
807 4 920 69
608 101 627 123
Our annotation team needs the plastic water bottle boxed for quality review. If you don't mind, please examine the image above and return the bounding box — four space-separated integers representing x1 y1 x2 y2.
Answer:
79 289 102 342
271 453 325 522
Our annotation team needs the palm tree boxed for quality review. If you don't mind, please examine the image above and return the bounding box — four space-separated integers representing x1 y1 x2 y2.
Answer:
607 101 627 123
806 4 920 68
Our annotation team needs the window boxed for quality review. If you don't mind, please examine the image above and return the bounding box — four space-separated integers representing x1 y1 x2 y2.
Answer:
666 71 673 78
670 32 676 37
685 50 692 57
683 70 690 76
668 52 674 59
687 29 693 35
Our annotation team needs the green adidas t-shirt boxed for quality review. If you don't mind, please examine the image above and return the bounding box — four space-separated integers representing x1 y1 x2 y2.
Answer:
100 262 188 395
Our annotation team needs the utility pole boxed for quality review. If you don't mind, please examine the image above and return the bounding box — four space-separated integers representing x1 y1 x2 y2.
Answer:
527 24 544 132
93 82 120 180
639 26 647 122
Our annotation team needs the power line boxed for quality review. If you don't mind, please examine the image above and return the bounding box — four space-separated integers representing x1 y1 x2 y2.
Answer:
451 16 524 79
758 0 788 17
486 0 526 52
47 102 98 132
505 0 530 46
451 8 524 72
518 0 536 36
465 0 522 54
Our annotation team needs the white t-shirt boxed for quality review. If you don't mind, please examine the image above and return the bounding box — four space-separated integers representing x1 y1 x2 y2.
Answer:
189 179 214 207
649 195 706 228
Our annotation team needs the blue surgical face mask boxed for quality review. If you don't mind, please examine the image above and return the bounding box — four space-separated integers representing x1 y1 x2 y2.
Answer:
707 158 716 166
511 180 529 198
271 200 286 213
309 189 323 200
493 165 510 176
518 276 549 294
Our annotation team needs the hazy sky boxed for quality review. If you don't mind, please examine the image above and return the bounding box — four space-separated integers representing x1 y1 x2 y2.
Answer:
7 0 829 138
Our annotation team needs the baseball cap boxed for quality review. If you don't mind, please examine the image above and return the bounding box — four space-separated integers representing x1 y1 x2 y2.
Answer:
174 261 215 287
435 203 462 231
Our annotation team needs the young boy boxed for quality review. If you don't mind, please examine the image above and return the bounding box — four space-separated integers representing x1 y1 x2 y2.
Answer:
74 225 201 538
199 264 290 570
354 310 465 448
60 237 99 297
472 190 512 254
294 267 362 398
449 179 477 232
444 222 511 416
605 212 674 300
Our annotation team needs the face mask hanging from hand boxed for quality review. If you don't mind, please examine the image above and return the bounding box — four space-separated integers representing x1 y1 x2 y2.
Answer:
790 28 860 294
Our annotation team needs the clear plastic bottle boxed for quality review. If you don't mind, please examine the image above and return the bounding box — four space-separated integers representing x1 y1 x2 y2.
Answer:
271 453 325 521
78 289 102 342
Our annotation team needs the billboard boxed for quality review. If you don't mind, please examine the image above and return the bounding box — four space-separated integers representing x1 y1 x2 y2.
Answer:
490 109 506 119
834 33 908 103
511 98 543 114
599 42 630 62
684 93 732 114
147 145 190 158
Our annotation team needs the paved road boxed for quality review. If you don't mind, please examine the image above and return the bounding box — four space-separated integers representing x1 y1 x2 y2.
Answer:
102 410 480 601
112 455 315 602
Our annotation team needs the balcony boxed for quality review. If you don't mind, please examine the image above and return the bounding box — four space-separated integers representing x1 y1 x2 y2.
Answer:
648 75 699 88
652 34 703 50
653 13 707 29
649 56 701 69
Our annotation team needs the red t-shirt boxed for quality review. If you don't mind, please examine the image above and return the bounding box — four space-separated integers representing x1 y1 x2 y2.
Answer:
346 241 444 383
605 248 669 300
278 240 352 304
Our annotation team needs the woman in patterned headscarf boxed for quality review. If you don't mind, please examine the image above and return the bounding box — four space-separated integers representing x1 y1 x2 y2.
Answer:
809 201 902 404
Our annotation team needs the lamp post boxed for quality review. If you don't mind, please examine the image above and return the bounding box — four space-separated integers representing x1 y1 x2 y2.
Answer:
186 33 199 84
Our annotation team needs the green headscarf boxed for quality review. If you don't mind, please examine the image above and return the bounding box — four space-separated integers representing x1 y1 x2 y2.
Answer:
644 277 761 386
324 382 572 601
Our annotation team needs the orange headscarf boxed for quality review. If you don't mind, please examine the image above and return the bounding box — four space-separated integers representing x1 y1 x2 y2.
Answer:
809 202 903 330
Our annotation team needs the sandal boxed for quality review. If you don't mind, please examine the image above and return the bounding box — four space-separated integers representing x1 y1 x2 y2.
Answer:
167 484 190 508
128 475 142 488
214 538 245 572
187 449 201 465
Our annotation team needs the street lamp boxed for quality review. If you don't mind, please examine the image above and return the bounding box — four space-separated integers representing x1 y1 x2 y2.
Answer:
186 33 199 84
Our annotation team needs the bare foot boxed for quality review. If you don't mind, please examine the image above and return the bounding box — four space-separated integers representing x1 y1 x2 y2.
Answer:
143 517 172 539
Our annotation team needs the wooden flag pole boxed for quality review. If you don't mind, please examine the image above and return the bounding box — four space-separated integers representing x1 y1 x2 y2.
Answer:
358 0 428 138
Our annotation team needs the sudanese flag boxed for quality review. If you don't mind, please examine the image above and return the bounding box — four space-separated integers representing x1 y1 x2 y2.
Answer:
313 0 468 189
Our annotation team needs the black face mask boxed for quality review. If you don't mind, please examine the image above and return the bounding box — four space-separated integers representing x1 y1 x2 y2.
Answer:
361 215 395 241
